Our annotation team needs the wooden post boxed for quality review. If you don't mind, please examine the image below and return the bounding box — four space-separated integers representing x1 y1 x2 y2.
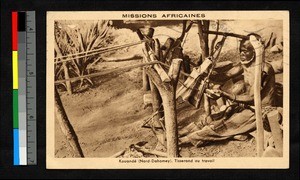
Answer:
250 35 264 157
151 39 164 126
210 20 219 55
197 20 209 64
160 90 178 157
142 28 182 157
154 39 161 60
146 58 182 158
149 80 163 125
142 56 150 91
54 38 73 94
202 20 210 56
139 31 164 132
137 28 151 91
162 38 175 62
178 20 193 43
55 87 84 157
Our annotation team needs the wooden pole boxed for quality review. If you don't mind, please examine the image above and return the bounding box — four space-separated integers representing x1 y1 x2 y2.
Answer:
142 56 151 91
137 29 151 91
250 35 264 157
154 39 161 60
210 20 219 56
202 20 210 57
197 21 208 64
147 69 178 157
203 30 249 40
146 58 182 158
54 38 73 94
149 39 164 127
55 87 84 157
149 79 163 126
158 92 178 157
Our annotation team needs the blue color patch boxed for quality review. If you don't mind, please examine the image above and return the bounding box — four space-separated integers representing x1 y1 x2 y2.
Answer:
13 129 19 165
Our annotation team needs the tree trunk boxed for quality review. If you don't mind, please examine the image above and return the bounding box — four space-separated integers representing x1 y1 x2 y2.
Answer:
54 38 72 94
146 58 182 157
55 87 84 157
160 89 178 157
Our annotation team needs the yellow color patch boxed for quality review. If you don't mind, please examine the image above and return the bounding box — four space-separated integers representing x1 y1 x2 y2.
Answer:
12 51 18 89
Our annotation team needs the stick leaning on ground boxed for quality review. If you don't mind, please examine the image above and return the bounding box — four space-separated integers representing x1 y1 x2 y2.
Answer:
250 35 264 157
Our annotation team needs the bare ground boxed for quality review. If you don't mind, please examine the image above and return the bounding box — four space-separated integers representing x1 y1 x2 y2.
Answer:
55 22 283 158
55 59 261 158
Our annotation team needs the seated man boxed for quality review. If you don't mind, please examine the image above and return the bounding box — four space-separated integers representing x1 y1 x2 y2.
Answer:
179 34 277 147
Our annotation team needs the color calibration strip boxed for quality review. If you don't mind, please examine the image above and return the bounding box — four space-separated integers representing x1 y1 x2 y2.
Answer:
12 11 37 165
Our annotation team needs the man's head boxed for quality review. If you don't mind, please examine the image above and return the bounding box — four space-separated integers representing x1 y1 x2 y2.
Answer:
239 33 261 65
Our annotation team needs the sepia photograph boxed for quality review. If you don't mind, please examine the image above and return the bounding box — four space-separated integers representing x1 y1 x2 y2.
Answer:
46 11 289 169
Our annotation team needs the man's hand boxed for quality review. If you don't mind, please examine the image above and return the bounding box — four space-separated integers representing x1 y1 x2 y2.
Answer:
205 89 223 100
206 88 236 101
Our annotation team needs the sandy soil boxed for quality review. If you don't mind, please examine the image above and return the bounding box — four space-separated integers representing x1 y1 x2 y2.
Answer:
55 21 283 158
55 59 259 158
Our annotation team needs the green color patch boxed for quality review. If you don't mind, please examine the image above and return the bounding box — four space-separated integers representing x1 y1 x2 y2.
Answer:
13 90 19 129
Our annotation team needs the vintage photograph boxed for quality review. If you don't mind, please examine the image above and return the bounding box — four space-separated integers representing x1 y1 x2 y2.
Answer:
46 11 289 169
